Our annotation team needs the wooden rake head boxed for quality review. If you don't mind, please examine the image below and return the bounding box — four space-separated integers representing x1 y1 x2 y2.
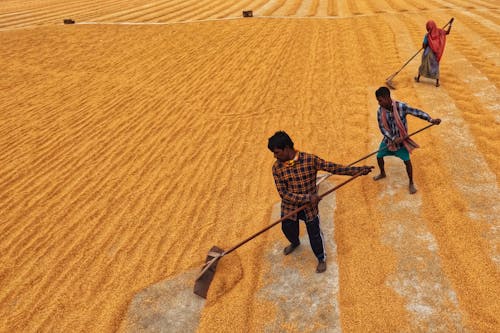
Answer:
193 246 225 298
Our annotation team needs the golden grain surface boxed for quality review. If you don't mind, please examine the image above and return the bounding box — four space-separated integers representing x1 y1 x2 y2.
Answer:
0 0 499 332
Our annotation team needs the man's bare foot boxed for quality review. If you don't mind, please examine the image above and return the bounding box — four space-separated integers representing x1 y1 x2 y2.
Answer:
373 174 386 181
409 184 417 194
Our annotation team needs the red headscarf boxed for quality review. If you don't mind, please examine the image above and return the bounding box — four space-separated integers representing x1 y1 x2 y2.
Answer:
426 20 447 62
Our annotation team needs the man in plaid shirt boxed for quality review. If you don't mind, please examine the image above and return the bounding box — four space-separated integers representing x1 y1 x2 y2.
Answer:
268 131 373 273
373 87 441 194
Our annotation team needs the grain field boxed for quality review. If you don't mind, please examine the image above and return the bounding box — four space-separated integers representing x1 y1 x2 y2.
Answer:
0 0 498 332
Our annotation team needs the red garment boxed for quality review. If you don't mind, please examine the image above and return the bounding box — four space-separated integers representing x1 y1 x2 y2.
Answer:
426 20 447 62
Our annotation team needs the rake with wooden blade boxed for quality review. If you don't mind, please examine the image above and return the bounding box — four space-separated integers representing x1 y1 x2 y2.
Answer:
385 17 454 89
193 170 367 298
194 123 436 298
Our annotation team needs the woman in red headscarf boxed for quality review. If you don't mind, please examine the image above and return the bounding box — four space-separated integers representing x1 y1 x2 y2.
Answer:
415 20 452 87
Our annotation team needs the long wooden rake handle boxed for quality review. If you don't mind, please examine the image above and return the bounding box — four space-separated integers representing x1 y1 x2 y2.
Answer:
195 171 366 281
195 170 368 281
223 171 366 257
350 123 434 165
317 123 435 185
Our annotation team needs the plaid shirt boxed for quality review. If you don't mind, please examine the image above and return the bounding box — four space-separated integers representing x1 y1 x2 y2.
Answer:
272 151 365 222
377 101 432 149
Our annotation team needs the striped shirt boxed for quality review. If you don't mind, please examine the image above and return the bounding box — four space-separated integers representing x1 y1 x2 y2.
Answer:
377 101 432 149
272 151 365 221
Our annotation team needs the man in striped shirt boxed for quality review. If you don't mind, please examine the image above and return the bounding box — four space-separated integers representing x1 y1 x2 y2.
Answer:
373 86 441 194
268 131 373 273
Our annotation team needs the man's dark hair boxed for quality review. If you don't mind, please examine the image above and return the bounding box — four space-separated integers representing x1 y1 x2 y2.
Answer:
268 131 294 151
375 86 391 98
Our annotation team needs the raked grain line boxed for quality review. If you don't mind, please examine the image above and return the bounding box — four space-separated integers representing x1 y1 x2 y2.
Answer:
357 0 392 13
315 0 329 16
294 0 316 17
189 0 258 21
382 0 414 12
402 0 433 10
84 0 180 22
309 0 321 16
1 2 496 27
351 0 382 15
281 0 305 16
224 0 272 18
183 0 246 21
142 0 233 23
444 0 498 9
287 0 317 16
192 0 259 20
260 0 288 16
1 0 168 27
450 3 500 33
402 13 500 322
396 0 426 11
0 0 125 28
335 0 353 17
414 0 446 10
326 0 337 16
0 7 490 31
2 0 89 15
345 0 363 15
80 0 181 22
366 94 466 331
448 10 500 66
382 13 488 330
354 0 387 13
416 86 500 327
473 7 500 24
136 0 215 23
154 0 259 23
161 0 241 22
0 10 34 19
332 0 351 18
92 0 190 22
6 0 155 22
